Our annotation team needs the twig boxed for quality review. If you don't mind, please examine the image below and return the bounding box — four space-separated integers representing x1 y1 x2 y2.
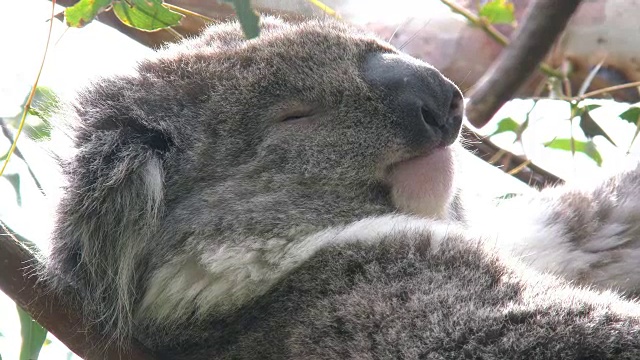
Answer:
464 0 584 129
577 80 640 101
530 80 640 102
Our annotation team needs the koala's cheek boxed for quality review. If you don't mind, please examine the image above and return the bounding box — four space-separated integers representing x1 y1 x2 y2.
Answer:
388 147 456 219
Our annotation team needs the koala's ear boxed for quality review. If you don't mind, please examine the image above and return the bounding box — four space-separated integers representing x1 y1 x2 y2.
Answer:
50 77 173 338
68 78 173 206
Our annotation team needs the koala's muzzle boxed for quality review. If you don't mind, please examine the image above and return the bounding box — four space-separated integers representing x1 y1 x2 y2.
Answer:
363 53 463 149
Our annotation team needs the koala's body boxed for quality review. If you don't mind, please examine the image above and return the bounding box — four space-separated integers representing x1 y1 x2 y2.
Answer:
47 18 640 359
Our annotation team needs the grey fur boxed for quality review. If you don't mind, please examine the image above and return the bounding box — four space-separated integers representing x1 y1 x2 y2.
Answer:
46 17 640 359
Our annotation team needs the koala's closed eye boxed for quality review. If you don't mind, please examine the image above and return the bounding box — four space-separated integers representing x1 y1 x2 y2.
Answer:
276 104 319 123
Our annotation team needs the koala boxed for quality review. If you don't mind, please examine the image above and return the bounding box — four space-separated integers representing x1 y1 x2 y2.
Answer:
46 17 640 359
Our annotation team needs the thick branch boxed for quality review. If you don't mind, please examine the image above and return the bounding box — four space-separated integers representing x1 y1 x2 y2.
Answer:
465 0 584 128
0 223 157 360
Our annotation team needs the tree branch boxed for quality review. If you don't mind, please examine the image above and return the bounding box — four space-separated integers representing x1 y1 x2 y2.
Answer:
0 222 157 360
461 127 563 189
465 0 584 129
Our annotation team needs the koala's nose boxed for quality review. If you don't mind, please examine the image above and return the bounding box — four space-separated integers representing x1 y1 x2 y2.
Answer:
363 53 464 148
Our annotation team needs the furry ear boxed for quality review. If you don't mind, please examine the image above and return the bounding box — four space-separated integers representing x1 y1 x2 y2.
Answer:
48 76 173 342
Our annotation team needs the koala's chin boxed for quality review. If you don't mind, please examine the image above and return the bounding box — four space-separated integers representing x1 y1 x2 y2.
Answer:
387 145 457 219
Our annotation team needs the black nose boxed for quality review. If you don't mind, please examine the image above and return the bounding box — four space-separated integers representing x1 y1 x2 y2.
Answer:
363 52 464 148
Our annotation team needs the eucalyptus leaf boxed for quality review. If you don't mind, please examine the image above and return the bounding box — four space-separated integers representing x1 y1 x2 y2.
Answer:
223 0 260 39
618 106 640 149
65 0 112 28
619 107 640 125
490 117 519 137
544 138 603 166
23 87 57 141
479 0 515 25
113 0 183 31
17 307 47 360
579 109 616 146
29 87 59 122
26 123 52 141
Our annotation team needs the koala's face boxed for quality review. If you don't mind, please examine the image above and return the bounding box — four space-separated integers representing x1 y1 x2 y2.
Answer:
89 18 463 236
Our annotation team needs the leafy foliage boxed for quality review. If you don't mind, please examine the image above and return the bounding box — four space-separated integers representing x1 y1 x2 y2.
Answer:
63 0 261 37
485 99 640 167
65 0 183 31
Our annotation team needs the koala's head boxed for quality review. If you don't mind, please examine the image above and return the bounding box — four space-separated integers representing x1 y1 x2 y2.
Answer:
149 17 462 227
49 17 463 339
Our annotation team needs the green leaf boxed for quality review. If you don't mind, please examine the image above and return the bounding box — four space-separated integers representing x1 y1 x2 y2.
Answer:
583 104 602 112
4 173 22 206
544 138 603 166
490 117 519 137
23 121 51 141
223 0 260 39
113 0 183 31
619 107 640 125
65 0 112 28
24 87 57 141
29 87 59 120
479 0 515 25
579 109 616 146
618 106 640 149
17 307 47 360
